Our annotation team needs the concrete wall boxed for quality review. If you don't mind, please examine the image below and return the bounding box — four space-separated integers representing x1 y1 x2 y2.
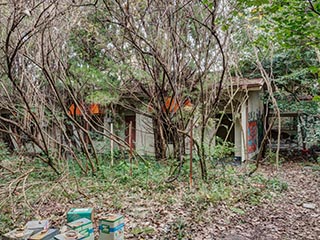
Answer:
91 89 265 160
234 102 246 161
245 91 264 160
232 90 265 162
92 112 155 156
135 113 155 156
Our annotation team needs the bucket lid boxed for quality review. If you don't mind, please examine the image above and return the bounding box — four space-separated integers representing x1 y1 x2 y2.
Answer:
100 214 123 222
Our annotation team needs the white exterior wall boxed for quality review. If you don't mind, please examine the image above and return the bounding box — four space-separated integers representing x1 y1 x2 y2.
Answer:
240 100 248 161
234 90 264 161
132 89 264 161
246 91 264 160
135 113 155 155
234 119 242 158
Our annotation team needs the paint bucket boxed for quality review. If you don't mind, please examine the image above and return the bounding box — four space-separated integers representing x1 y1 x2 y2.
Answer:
66 218 94 240
28 229 60 240
54 230 85 240
99 214 124 240
25 220 50 234
67 208 94 223
3 228 34 240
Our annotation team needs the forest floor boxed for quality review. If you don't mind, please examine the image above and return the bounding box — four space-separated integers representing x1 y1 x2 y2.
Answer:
122 161 320 240
0 157 319 240
212 162 320 240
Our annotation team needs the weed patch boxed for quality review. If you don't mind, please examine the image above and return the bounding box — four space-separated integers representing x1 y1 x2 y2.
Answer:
0 150 288 236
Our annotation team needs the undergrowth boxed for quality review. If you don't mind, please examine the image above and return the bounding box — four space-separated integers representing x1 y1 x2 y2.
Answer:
0 145 288 236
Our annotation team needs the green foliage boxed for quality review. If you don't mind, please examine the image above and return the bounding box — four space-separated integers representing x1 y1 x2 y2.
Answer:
265 0 320 48
0 141 11 161
234 0 320 100
68 60 120 105
212 137 235 160
171 218 188 240
311 163 320 171
230 206 246 215
183 164 287 208
203 137 235 168
266 150 285 166
235 0 320 48
131 226 155 235
94 159 169 192
0 149 290 236
237 0 269 8
235 1 320 115
0 214 14 235
266 177 288 193
67 10 126 106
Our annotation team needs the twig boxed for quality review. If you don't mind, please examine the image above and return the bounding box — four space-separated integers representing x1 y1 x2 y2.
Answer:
22 173 34 211
34 173 70 214
0 163 15 173
74 176 89 198
308 0 320 16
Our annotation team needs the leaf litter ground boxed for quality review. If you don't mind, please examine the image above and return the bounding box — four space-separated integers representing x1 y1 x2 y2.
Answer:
0 159 319 239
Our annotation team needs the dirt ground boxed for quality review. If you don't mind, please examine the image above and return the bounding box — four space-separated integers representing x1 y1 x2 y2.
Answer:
122 162 320 239
1 161 319 240
219 162 320 240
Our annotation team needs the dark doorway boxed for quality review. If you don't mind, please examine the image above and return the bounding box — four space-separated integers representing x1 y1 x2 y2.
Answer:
216 114 235 143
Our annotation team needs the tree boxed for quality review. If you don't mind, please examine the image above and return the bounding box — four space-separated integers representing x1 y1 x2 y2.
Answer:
83 0 239 180
233 0 320 172
0 0 126 174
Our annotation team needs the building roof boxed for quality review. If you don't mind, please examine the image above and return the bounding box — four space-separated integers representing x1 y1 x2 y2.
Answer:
227 77 265 91
68 103 104 116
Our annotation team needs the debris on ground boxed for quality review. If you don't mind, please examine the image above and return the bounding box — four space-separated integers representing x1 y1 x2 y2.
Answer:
2 211 124 240
1 160 319 239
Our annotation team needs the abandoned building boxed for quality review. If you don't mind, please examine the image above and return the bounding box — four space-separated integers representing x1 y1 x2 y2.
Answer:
103 77 267 162
1 77 319 162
